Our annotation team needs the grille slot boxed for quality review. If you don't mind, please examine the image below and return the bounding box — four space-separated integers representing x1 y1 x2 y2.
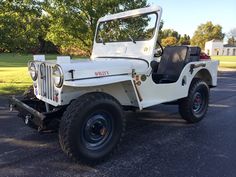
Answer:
38 63 54 100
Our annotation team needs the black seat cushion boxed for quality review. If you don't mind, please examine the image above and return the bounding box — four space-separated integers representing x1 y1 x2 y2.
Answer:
152 46 190 84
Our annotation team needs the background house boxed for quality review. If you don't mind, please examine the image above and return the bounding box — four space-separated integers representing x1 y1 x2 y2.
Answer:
205 39 236 56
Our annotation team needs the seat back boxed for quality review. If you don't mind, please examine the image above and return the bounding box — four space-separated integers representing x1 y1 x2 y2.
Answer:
153 46 190 83
189 46 201 62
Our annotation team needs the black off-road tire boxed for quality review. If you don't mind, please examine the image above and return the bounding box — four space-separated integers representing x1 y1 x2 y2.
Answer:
179 79 209 123
59 92 126 165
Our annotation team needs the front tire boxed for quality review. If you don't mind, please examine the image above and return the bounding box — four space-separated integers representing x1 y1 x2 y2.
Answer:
59 92 126 164
179 79 209 123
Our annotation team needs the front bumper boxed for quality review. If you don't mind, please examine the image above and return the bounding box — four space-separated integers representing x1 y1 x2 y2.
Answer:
9 97 64 131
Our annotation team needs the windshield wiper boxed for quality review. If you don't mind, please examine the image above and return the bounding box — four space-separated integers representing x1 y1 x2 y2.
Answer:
128 34 136 44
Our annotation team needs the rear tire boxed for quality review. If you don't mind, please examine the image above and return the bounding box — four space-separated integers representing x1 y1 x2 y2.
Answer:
59 92 126 164
179 79 209 123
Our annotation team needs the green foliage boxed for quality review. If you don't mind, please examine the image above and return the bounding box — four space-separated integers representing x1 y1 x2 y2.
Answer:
158 28 190 46
227 28 236 45
0 0 45 52
157 20 164 41
161 36 177 47
191 21 224 49
178 34 190 45
161 29 181 41
96 13 156 43
0 0 147 55
228 37 236 45
42 0 147 54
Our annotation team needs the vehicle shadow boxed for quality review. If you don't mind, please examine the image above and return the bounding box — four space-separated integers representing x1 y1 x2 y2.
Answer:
127 110 187 125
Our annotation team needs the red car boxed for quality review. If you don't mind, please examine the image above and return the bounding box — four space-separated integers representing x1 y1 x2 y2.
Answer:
200 52 211 60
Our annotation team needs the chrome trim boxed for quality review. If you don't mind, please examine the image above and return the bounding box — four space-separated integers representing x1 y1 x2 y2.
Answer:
53 64 64 88
28 62 38 81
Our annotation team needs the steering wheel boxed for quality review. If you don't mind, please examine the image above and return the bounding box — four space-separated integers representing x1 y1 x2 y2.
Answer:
154 40 164 57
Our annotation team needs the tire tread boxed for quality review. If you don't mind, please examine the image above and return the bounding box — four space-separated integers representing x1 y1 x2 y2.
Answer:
59 92 126 165
179 79 209 123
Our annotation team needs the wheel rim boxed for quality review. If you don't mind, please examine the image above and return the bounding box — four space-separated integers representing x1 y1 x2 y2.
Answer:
82 111 113 150
192 92 204 114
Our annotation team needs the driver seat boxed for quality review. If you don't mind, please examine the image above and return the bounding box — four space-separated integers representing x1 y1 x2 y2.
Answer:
152 46 190 84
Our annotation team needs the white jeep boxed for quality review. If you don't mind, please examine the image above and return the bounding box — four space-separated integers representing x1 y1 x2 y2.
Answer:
10 5 219 164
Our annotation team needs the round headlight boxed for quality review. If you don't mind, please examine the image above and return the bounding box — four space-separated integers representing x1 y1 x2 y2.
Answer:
53 65 64 88
28 62 38 81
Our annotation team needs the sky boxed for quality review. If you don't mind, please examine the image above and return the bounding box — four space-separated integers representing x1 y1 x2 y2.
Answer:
147 0 236 38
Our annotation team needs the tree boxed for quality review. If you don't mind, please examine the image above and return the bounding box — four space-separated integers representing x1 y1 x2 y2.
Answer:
157 20 164 41
178 34 190 45
228 37 236 45
0 0 46 52
160 29 181 41
191 21 224 49
0 0 147 54
161 36 177 47
158 28 183 46
41 0 147 55
227 28 236 45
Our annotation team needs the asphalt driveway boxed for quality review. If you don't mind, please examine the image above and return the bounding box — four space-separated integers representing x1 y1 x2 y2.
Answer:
0 71 236 177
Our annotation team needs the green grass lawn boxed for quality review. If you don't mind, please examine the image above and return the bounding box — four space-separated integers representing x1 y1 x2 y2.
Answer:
0 67 31 95
212 56 236 69
0 53 236 95
0 53 58 95
0 53 86 95
0 53 58 67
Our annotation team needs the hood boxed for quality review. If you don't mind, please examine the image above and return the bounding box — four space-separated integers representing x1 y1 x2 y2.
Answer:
59 58 149 81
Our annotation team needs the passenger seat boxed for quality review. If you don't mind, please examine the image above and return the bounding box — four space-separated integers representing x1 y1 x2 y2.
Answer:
152 46 190 84
189 46 201 62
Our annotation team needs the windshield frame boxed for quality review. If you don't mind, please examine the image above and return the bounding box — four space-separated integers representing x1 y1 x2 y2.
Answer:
95 12 158 44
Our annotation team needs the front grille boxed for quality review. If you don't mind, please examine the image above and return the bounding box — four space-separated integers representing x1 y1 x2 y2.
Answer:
37 63 54 100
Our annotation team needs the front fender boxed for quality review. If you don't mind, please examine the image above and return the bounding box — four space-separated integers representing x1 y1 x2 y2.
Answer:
63 75 132 87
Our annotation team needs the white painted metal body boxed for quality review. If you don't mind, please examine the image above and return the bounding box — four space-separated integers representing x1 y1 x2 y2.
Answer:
31 5 219 110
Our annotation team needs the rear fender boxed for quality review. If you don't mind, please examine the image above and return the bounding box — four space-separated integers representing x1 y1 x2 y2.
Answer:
191 60 219 87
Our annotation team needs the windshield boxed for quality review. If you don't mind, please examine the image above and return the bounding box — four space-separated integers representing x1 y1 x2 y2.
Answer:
96 13 157 43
